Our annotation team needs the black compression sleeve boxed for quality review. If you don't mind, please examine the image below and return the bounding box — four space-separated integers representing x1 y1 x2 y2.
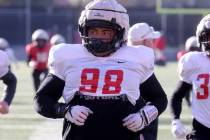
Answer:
34 73 68 119
171 80 192 119
1 71 17 105
140 73 168 115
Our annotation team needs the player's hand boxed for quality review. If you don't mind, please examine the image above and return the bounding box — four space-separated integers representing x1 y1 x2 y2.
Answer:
171 119 187 138
65 105 93 126
123 105 158 132
123 112 145 132
29 61 37 68
0 101 9 114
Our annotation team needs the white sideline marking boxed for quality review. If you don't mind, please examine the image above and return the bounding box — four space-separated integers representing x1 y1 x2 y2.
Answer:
0 123 191 130
0 114 41 119
158 125 191 129
29 119 63 140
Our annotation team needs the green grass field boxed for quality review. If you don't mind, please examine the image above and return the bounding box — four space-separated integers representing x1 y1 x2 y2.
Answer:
0 61 192 140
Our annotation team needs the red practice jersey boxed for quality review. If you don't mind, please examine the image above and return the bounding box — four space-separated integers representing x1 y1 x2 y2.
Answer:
25 43 51 70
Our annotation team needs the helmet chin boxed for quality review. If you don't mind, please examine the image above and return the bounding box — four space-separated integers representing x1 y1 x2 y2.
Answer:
83 37 121 57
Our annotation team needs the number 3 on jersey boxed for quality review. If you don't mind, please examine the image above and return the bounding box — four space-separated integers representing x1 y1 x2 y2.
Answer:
196 73 209 99
79 68 123 94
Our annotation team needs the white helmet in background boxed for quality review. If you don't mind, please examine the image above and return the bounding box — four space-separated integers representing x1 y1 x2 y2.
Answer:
185 36 199 52
32 29 49 41
0 37 9 50
78 0 129 56
50 34 66 46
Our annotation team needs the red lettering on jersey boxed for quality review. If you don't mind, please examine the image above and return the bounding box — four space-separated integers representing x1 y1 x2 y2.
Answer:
196 74 209 99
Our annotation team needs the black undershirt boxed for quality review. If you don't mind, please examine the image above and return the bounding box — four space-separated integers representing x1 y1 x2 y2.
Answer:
0 71 17 105
170 80 192 119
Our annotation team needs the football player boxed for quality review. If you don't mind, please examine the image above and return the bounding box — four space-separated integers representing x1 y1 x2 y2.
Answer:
34 0 167 140
177 36 200 61
50 34 66 46
176 36 201 108
0 50 17 114
0 37 19 69
171 14 210 140
25 29 51 91
128 22 161 140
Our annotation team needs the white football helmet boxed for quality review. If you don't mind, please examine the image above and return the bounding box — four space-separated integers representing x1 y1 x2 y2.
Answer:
196 14 210 54
32 29 49 41
78 0 129 56
0 38 9 50
50 34 66 46
185 36 200 52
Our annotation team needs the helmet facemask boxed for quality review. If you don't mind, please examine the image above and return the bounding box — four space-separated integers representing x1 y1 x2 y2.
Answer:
79 19 125 56
199 30 210 55
197 15 210 56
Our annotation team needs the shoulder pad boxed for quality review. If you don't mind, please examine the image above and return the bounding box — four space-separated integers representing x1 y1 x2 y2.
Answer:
178 52 200 72
0 50 9 67
48 43 87 64
178 52 201 83
48 44 88 79
116 45 155 69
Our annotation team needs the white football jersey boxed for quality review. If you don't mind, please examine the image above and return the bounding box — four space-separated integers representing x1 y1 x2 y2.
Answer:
48 44 154 105
0 50 9 78
178 52 210 128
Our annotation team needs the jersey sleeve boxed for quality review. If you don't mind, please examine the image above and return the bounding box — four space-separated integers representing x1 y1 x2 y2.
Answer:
178 53 195 84
48 44 65 80
0 50 9 78
138 46 155 83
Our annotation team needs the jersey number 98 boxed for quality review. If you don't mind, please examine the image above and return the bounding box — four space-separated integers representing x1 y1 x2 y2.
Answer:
79 68 123 94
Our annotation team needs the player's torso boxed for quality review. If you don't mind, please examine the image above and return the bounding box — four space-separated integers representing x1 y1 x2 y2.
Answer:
184 53 210 127
53 44 154 105
28 44 50 69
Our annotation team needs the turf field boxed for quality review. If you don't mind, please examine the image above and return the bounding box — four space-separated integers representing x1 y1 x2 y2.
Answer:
0 61 192 140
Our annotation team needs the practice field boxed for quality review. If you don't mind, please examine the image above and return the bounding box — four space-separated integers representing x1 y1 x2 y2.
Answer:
0 61 192 140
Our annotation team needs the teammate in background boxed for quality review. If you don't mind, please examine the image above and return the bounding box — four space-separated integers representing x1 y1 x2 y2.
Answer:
171 14 210 140
34 0 167 140
25 29 51 91
153 32 167 66
176 36 201 107
127 22 161 47
0 50 17 114
128 22 161 140
50 34 66 46
176 36 201 61
0 37 19 69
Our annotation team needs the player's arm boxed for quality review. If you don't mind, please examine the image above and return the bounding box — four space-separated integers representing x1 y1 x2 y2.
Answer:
140 73 168 115
123 73 167 132
170 80 192 119
0 70 17 105
170 80 192 139
26 55 31 65
34 73 68 118
25 45 33 65
34 73 93 125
